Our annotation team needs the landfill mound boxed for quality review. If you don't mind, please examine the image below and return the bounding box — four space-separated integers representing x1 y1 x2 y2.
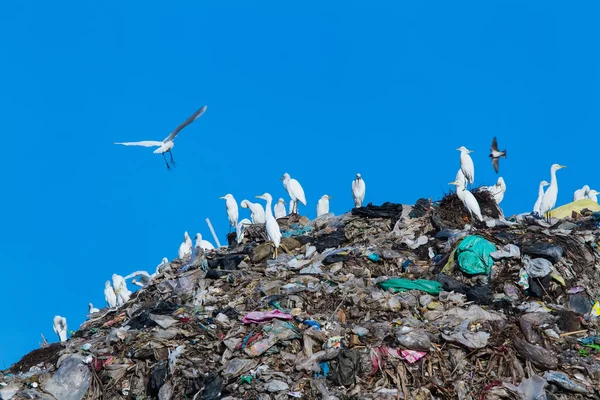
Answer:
2 200 600 400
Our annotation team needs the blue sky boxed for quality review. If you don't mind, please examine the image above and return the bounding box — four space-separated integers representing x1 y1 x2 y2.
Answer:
1 1 599 367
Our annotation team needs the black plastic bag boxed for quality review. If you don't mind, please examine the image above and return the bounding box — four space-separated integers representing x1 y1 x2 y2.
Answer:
522 242 563 263
352 202 403 226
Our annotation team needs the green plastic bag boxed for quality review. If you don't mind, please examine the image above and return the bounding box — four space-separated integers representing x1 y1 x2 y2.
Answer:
455 235 497 275
378 278 443 295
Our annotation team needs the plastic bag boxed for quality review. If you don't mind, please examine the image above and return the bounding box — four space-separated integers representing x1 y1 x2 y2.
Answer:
543 371 589 394
523 257 552 278
43 354 91 400
522 242 563 263
378 278 442 295
454 235 497 275
490 244 520 260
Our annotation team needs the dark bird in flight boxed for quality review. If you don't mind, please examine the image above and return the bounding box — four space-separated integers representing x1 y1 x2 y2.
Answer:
489 136 506 174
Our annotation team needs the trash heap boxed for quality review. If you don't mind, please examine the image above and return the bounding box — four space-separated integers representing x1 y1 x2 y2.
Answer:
3 195 600 400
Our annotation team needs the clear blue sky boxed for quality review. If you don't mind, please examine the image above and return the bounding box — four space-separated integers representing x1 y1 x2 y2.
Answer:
1 1 599 367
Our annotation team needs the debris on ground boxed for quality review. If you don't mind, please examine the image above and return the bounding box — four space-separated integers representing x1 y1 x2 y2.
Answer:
3 198 600 399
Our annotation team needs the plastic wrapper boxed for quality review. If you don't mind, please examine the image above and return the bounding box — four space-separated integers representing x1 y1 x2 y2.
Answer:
43 354 91 400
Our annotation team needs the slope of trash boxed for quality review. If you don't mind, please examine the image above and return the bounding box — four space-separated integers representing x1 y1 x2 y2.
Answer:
2 195 600 400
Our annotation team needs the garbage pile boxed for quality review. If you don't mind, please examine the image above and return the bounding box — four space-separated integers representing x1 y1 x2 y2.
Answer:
3 196 600 400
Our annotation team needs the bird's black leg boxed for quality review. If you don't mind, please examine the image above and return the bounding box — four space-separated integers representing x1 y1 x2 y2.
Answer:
169 151 177 167
162 153 171 171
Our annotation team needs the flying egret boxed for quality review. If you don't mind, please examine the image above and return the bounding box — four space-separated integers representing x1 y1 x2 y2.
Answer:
352 173 366 208
449 177 483 223
178 231 193 259
236 218 252 244
194 232 215 251
532 181 549 217
587 189 599 203
274 198 287 219
220 194 239 231
489 137 506 174
573 185 590 201
482 177 506 204
88 303 100 314
540 164 566 222
240 200 266 224
317 194 332 217
281 173 307 214
53 315 68 343
104 280 117 308
457 146 475 187
255 192 282 259
114 105 207 170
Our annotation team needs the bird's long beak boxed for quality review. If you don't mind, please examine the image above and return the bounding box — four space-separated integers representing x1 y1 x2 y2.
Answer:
328 196 333 199
448 181 458 185
255 195 262 199
455 148 461 151
559 165 566 169
219 196 225 199
468 150 474 153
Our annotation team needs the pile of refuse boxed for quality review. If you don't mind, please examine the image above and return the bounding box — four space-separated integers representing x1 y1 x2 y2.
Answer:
3 195 600 400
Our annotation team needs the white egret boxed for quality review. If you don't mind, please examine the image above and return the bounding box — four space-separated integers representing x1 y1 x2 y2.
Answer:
281 173 307 214
178 231 193 259
573 185 590 201
532 181 549 217
236 218 252 244
53 315 68 343
114 105 207 170
482 177 506 204
457 146 475 186
489 137 506 174
123 256 165 288
112 273 131 306
352 173 366 208
220 194 239 231
194 232 215 251
240 200 266 224
449 178 483 223
587 189 599 203
274 198 287 219
104 280 117 308
317 194 332 217
540 164 566 221
255 192 282 259
88 303 100 314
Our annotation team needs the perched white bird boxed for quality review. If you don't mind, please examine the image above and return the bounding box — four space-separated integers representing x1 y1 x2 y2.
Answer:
281 173 307 214
88 303 100 314
104 280 117 308
178 231 193 259
540 164 566 220
256 192 282 258
194 232 215 251
240 200 266 224
114 105 207 170
274 198 287 219
457 146 475 185
220 194 239 231
482 177 506 204
587 189 599 203
236 218 252 244
112 273 131 306
156 257 169 274
288 199 296 216
449 177 483 222
352 173 366 208
317 194 332 217
53 315 68 343
573 185 590 201
123 256 165 288
533 181 550 217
